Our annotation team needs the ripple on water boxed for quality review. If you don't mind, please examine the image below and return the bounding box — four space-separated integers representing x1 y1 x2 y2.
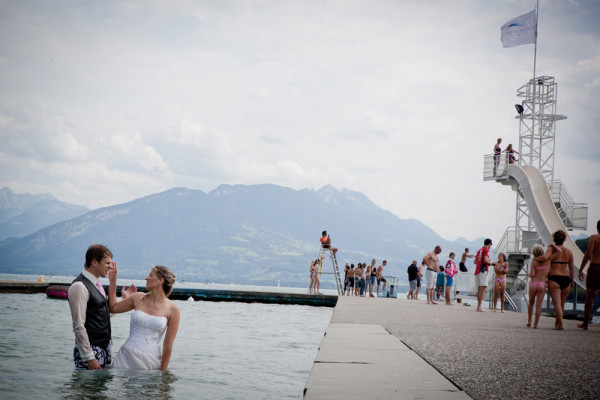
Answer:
0 292 332 399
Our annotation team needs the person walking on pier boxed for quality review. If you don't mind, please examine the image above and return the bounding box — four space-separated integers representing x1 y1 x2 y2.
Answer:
527 244 560 328
493 138 502 176
578 219 600 330
320 231 338 256
424 246 442 305
548 230 574 330
445 252 458 305
493 253 508 312
460 248 474 272
407 260 419 300
474 239 493 312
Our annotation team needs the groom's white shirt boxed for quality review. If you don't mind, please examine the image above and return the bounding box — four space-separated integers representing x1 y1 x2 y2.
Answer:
68 269 104 361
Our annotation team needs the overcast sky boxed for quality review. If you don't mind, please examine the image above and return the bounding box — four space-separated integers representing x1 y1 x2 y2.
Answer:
1 0 599 242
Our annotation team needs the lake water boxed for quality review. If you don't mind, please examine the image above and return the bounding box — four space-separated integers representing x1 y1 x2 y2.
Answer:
0 275 333 399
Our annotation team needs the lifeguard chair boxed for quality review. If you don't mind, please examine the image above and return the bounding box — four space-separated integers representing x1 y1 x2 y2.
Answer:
318 247 343 295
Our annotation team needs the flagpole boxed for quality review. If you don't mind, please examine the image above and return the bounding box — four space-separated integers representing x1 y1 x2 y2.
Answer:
531 0 539 169
532 0 539 81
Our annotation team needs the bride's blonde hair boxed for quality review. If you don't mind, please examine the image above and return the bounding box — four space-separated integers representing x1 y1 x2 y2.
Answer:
153 265 176 296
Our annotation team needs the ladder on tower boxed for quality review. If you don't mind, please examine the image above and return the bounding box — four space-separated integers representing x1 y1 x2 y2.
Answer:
319 248 343 296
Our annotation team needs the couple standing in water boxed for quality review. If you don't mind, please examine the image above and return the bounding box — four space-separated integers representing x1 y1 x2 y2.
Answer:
68 244 180 370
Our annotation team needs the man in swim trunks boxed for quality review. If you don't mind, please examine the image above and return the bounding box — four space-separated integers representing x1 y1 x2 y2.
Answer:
345 264 355 296
578 219 600 330
68 245 115 369
474 239 493 312
423 246 442 305
376 260 387 295
460 248 474 272
320 230 338 255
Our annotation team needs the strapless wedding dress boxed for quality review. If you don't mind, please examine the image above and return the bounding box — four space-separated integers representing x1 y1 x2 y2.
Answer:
112 310 168 370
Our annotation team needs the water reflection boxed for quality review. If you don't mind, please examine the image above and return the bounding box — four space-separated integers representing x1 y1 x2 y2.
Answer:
62 369 177 399
62 370 114 400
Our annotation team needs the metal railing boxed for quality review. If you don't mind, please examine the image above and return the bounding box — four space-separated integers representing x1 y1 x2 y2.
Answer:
482 153 513 181
549 180 588 230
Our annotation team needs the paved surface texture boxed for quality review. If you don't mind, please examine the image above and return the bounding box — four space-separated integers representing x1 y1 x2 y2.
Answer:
304 323 471 399
305 296 600 400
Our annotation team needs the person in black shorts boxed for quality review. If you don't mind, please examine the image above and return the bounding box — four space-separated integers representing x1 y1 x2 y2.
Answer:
320 231 338 255
345 264 355 296
460 248 474 272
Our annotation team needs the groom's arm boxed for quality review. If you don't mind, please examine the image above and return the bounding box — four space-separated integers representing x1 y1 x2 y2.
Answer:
108 262 135 314
68 282 95 363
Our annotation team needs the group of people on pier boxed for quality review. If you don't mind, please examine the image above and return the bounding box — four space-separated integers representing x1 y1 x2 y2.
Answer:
309 231 388 297
313 224 600 331
407 224 599 331
341 260 388 297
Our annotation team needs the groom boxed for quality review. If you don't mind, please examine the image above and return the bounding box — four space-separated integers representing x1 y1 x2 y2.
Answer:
68 244 118 369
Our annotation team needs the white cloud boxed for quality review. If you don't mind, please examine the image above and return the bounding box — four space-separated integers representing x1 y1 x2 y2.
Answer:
1 0 599 241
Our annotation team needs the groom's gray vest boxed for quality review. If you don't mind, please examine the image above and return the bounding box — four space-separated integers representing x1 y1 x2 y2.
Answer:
72 274 111 348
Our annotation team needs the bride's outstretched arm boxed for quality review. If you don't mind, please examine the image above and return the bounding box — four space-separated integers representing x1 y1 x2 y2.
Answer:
160 303 180 370
108 262 135 314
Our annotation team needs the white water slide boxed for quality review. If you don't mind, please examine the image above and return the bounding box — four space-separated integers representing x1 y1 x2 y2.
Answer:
508 164 586 287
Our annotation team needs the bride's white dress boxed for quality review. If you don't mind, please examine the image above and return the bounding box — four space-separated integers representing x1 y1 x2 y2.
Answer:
112 310 168 370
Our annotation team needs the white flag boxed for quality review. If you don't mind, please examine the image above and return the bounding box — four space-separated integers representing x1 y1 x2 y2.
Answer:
501 10 537 48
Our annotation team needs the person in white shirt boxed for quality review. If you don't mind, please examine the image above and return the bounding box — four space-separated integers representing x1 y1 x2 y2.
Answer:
68 244 132 369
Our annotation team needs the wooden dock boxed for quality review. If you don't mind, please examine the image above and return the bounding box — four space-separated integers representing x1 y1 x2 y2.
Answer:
0 281 337 307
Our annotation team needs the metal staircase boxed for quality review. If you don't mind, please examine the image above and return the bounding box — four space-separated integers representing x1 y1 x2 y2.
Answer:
319 248 343 295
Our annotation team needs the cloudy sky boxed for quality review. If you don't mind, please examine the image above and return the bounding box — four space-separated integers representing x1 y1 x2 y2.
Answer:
1 0 599 242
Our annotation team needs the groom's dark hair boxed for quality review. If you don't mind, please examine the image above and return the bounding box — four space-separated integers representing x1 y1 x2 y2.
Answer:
85 244 113 268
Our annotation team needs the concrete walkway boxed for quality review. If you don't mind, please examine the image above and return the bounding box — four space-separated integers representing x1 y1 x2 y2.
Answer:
304 296 600 399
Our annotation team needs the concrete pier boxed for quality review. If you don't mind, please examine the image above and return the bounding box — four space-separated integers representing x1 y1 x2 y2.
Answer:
304 296 600 399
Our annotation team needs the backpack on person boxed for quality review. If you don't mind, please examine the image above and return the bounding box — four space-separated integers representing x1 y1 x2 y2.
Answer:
475 247 487 273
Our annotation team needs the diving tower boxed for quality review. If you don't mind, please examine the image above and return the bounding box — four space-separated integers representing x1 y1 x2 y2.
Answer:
484 76 588 302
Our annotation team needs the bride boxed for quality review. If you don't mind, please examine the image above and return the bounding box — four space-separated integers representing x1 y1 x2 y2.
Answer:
108 264 180 370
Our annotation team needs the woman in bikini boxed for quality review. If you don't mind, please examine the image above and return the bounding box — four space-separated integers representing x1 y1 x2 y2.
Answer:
505 143 520 164
547 230 574 330
313 259 322 295
369 260 377 298
493 253 508 312
527 244 561 328
308 260 316 294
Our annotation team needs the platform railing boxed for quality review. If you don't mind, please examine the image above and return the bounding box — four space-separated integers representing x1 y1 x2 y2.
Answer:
550 180 588 230
483 153 511 181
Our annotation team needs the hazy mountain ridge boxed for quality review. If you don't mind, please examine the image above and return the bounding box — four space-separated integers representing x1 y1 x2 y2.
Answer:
0 185 483 287
0 187 89 241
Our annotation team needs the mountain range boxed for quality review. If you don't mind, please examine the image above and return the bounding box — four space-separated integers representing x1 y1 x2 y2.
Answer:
0 184 484 288
0 187 89 241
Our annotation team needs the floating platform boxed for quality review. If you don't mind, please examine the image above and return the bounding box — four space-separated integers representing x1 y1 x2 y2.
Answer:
0 281 337 307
